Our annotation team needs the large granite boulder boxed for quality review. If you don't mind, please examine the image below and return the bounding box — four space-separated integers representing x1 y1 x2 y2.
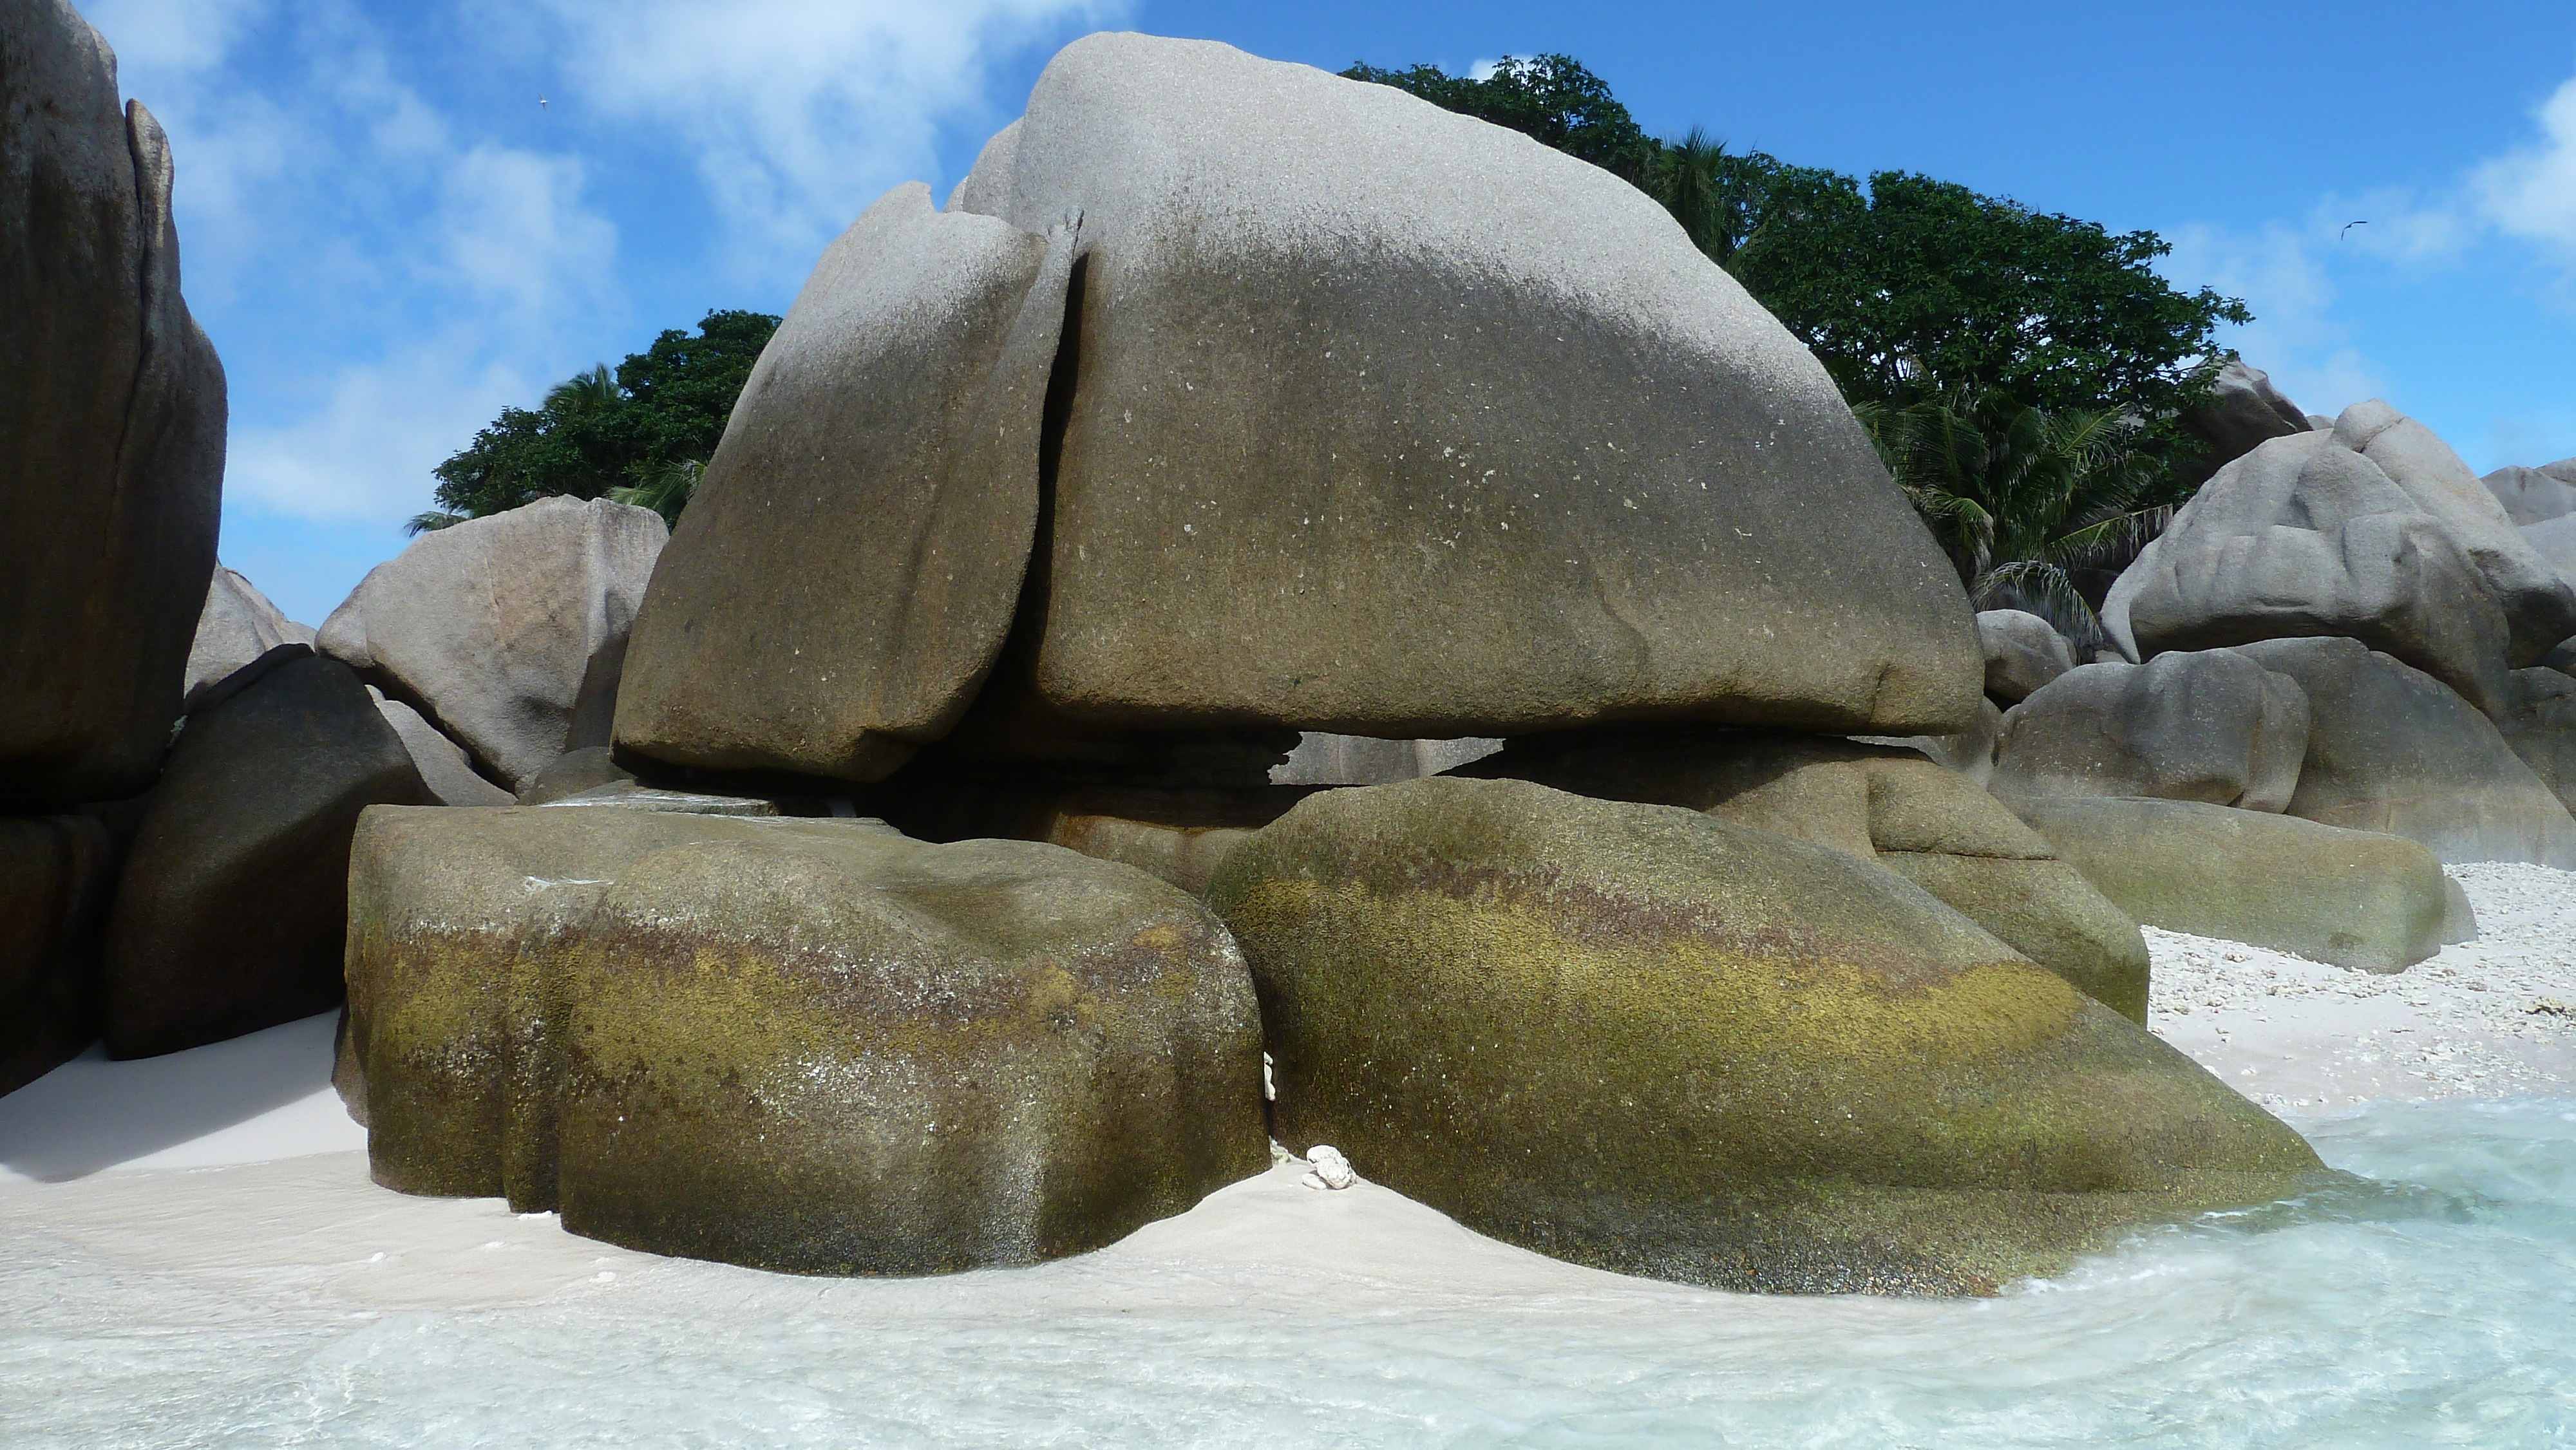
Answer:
2483 460 2576 525
1977 610 2078 704
2519 513 2576 586
613 186 1079 783
321 496 665 791
2492 666 2576 818
1989 650 2309 811
184 565 316 710
892 779 1317 897
2015 796 2469 974
1464 730 2150 1019
2107 402 2576 715
2174 359 2311 491
374 697 512 807
1205 778 2320 1295
1 0 225 811
931 34 1978 748
0 813 116 1095
346 805 1265 1274
97 653 424 1058
2232 637 2576 866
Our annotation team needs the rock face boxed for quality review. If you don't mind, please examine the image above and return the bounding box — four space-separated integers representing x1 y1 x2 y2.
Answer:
2483 460 2576 525
1 0 225 811
321 497 666 792
931 33 1977 745
2016 796 2466 973
2491 666 2576 818
346 805 1267 1274
2174 360 2310 491
1465 731 2150 1019
374 698 512 807
98 653 424 1058
0 813 115 1095
2232 637 2576 866
1990 650 2309 812
1977 610 2077 704
185 566 316 710
893 780 1316 897
1206 778 2320 1295
2108 402 2576 715
613 185 1079 783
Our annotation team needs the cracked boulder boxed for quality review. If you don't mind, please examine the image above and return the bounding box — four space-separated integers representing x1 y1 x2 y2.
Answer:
1990 650 2309 812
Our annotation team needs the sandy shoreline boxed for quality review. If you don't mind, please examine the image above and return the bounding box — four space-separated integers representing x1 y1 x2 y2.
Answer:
4 863 2573 1320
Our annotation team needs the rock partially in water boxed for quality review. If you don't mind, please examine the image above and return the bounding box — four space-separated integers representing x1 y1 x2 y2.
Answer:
1206 777 2322 1295
346 805 1267 1274
2014 795 2465 973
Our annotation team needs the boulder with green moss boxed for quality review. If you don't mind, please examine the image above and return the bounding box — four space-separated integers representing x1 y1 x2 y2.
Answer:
345 805 1267 1274
2012 795 2472 972
1205 777 2323 1295
1465 730 2150 1020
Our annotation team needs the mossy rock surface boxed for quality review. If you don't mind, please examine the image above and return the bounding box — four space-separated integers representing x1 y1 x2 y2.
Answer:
1466 730 2151 1020
1204 777 2324 1295
347 805 1267 1274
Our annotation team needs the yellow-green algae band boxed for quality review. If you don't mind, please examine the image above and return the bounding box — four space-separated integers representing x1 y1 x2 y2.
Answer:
345 804 1268 1275
1204 777 2326 1296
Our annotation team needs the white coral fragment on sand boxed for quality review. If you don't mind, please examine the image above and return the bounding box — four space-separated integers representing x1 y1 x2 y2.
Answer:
1300 1144 1355 1190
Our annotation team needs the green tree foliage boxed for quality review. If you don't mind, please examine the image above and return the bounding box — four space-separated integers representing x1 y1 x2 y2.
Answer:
1857 390 2164 647
415 309 779 532
1340 55 1656 182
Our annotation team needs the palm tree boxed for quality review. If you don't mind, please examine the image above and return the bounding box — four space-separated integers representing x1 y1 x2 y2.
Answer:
546 363 619 414
1649 128 1770 272
1856 389 2166 650
609 457 701 527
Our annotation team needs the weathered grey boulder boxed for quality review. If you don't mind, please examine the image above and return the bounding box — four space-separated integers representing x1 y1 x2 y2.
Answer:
2484 462 2576 525
1 0 225 810
185 565 316 711
2232 636 2576 866
98 653 424 1058
2107 402 2576 714
1271 733 1504 786
1206 777 2320 1295
2015 796 2463 973
938 34 1977 745
375 697 511 807
1977 610 2078 703
893 780 1314 896
321 496 665 791
614 186 1078 783
0 813 115 1096
347 805 1266 1274
2174 359 2311 490
2493 666 2576 818
1990 650 2308 811
2519 513 2576 585
1464 730 2150 1019
517 745 634 804
1856 696 2004 786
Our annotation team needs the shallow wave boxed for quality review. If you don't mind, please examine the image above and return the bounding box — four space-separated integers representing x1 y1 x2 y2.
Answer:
6 1098 2573 1449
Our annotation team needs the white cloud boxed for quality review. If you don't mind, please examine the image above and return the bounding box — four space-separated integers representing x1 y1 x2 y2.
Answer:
2160 220 2388 419
534 0 1126 275
2475 74 2576 252
225 341 536 521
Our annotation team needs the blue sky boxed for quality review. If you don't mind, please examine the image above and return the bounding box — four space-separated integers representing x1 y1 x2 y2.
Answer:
86 0 2576 623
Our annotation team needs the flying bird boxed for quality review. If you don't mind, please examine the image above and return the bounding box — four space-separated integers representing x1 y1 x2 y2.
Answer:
539 95 549 110
2341 220 2367 240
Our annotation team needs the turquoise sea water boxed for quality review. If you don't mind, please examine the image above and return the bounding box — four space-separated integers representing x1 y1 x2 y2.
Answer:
6 1097 2573 1449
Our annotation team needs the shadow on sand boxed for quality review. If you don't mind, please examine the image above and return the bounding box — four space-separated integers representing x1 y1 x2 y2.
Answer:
0 1012 344 1181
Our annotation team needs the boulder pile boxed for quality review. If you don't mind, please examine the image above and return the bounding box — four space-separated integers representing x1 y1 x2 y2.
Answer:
39 21 2515 1295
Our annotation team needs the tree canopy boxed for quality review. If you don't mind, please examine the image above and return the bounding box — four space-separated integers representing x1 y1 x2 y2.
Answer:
1344 55 2248 482
415 308 779 532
